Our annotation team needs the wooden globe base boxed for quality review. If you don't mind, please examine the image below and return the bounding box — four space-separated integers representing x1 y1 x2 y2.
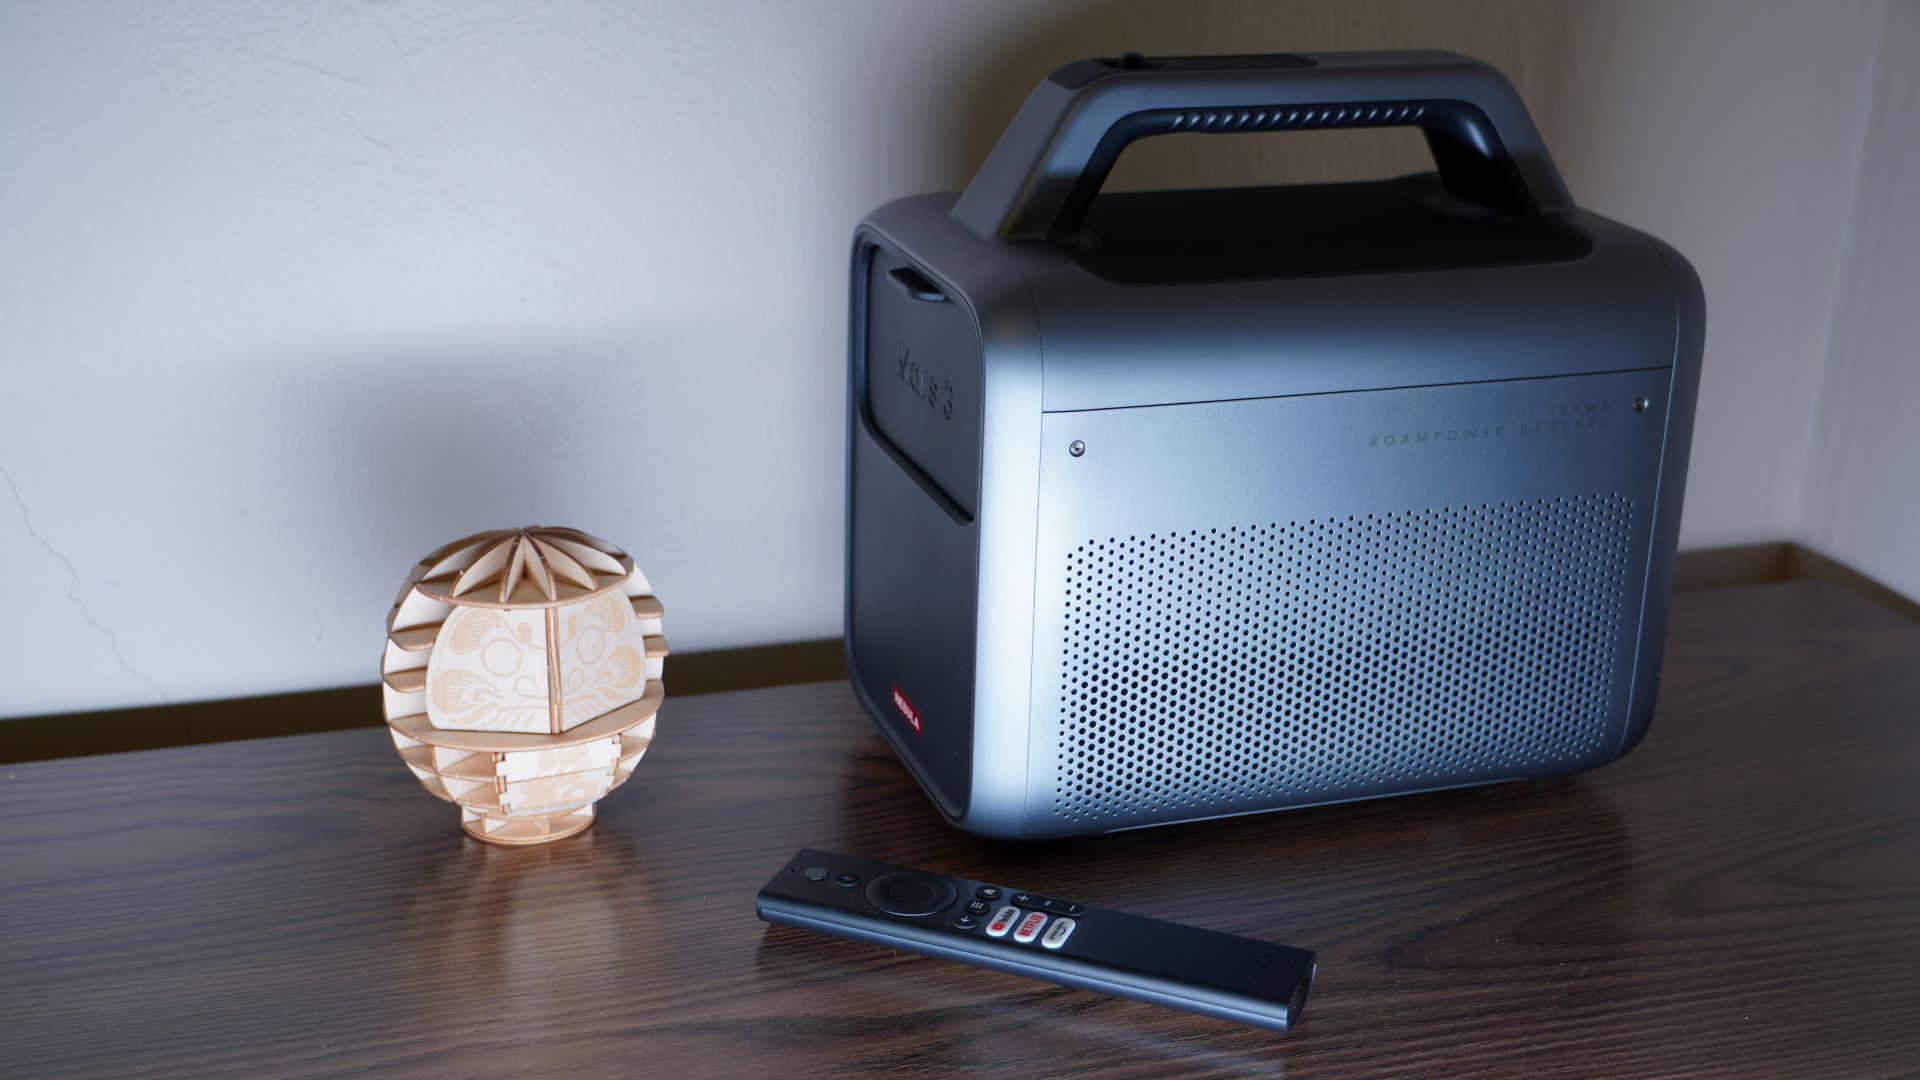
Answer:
387 689 659 845
461 805 596 846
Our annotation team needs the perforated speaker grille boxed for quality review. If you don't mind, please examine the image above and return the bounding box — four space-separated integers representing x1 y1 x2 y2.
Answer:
1054 495 1637 825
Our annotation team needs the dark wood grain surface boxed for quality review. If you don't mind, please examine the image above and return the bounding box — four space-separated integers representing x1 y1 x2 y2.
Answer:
4 582 1918 1078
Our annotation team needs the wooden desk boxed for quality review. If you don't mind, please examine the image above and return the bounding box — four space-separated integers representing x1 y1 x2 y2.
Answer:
4 582 1917 1078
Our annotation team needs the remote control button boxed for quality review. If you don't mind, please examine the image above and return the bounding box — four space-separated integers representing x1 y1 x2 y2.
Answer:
1041 898 1085 917
803 866 828 882
1012 892 1037 907
964 899 991 915
1041 917 1075 950
951 914 979 931
984 906 1020 937
834 872 860 888
975 886 1001 901
864 872 958 917
1012 911 1049 944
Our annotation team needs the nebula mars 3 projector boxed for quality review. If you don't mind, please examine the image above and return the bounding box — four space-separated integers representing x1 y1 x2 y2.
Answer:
844 51 1703 838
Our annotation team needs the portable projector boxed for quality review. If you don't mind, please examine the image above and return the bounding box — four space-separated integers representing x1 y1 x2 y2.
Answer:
843 51 1703 838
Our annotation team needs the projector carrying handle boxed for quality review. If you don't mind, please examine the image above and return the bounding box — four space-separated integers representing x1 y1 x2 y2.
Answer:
950 51 1573 244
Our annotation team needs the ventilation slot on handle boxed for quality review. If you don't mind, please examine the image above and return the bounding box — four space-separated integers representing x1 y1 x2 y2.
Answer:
1164 102 1426 132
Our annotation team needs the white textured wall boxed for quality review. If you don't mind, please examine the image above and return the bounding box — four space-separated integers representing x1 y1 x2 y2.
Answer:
1799 0 1920 601
0 0 1904 719
1544 0 1886 548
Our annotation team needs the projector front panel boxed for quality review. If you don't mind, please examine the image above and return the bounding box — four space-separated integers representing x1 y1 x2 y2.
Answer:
1023 369 1671 834
845 239 984 822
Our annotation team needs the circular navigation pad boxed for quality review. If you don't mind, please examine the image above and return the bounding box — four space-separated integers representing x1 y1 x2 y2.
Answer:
864 872 958 917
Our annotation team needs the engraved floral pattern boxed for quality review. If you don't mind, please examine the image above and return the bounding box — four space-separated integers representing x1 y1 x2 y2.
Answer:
502 770 614 817
553 592 648 730
423 593 646 734
425 607 551 732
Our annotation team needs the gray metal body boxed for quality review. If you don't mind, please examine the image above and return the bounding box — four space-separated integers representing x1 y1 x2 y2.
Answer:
845 51 1704 838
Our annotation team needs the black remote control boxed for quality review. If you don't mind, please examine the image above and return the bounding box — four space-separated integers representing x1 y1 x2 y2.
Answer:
755 848 1317 1033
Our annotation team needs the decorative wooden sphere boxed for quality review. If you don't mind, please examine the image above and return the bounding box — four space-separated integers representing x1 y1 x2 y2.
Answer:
381 527 668 844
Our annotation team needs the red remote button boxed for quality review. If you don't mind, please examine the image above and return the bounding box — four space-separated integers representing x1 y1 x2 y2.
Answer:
984 906 1020 938
1013 911 1049 944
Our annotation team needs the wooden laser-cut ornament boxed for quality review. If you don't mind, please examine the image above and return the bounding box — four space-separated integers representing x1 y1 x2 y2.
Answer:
381 527 668 845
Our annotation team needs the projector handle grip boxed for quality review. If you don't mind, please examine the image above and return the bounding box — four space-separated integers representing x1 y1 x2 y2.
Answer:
950 50 1572 244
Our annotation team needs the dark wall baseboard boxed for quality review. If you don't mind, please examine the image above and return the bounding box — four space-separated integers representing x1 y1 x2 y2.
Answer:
1775 545 1920 625
1669 541 1919 623
0 639 848 765
4 543 1913 765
